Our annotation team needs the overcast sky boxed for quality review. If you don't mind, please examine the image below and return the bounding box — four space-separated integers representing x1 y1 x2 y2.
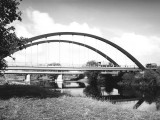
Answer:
6 0 160 66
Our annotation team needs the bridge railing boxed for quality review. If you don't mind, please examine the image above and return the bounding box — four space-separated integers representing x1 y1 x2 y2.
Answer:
7 62 85 67
7 62 138 68
118 65 137 68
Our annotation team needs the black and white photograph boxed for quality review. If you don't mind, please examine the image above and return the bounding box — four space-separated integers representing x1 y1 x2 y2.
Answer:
0 0 160 119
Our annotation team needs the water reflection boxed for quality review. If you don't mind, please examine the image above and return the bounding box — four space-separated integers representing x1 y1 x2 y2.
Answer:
61 88 85 97
111 86 160 111
60 82 160 111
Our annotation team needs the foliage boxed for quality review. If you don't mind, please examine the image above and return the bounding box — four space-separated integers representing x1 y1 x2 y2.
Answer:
0 59 7 71
156 66 160 85
98 74 122 94
31 74 58 88
0 0 23 70
84 60 101 96
86 60 98 67
47 62 61 66
123 85 160 109
100 74 115 93
85 60 100 85
122 72 135 81
97 74 106 87
120 72 136 85
123 72 135 82
83 85 101 97
85 70 100 86
0 0 22 25
120 69 160 86
156 66 160 75
0 85 62 99
108 62 114 67
143 69 160 86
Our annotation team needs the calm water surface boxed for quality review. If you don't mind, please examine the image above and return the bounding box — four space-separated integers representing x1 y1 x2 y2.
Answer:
60 83 160 112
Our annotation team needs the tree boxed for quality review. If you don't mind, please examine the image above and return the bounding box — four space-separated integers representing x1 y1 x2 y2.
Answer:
143 69 159 86
156 66 160 75
85 70 100 86
0 0 23 70
156 66 160 85
98 74 115 93
47 62 61 81
84 60 101 97
121 72 135 85
85 60 100 86
48 62 61 66
83 85 101 97
86 60 98 67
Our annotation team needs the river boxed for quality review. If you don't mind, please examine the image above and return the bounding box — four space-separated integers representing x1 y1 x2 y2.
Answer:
59 83 160 112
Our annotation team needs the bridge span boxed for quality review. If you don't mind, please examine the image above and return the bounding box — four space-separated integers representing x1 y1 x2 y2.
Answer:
5 66 141 72
2 71 119 75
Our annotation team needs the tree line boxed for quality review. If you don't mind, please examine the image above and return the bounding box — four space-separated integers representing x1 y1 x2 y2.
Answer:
0 0 24 72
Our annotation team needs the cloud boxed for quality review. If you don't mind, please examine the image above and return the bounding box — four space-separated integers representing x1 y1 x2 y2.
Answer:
10 8 104 65
16 8 102 37
111 33 160 65
7 8 160 66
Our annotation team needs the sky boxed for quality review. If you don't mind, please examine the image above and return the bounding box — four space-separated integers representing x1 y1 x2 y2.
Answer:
6 0 160 67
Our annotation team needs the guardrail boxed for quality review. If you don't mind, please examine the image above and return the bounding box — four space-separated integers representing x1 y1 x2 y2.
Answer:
5 66 141 71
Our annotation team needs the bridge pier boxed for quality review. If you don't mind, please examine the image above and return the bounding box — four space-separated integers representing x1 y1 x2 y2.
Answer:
55 74 63 88
25 74 31 85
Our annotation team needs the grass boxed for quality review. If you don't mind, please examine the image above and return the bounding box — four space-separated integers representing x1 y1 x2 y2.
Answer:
0 85 160 120
0 96 160 120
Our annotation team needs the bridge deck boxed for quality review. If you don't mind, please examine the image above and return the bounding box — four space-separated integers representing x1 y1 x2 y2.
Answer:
6 66 141 71
2 71 119 75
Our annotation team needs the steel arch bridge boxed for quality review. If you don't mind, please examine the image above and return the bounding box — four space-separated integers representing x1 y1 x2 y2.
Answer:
11 32 145 70
13 40 119 66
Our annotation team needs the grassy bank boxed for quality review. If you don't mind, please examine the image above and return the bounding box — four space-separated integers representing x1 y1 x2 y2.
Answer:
0 97 160 120
0 85 160 120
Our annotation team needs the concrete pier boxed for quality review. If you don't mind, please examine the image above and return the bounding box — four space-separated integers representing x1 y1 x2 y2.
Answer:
55 74 63 88
25 74 31 85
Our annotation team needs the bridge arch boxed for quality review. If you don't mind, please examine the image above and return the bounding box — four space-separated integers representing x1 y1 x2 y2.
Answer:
21 32 145 70
13 40 119 66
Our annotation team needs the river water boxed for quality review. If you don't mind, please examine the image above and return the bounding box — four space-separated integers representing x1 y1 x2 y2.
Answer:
59 83 160 112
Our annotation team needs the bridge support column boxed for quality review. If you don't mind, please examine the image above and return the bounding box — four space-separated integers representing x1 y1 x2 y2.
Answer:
25 74 31 85
55 74 63 88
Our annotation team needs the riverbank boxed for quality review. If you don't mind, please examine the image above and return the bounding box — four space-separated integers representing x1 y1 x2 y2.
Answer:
0 85 63 99
0 96 160 120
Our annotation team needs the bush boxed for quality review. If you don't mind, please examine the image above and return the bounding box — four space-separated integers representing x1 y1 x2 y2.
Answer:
83 85 101 98
0 85 62 99
144 69 159 86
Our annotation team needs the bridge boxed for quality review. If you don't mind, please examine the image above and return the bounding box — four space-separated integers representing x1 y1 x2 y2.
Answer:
4 32 145 68
2 65 140 75
5 66 141 71
2 32 147 87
